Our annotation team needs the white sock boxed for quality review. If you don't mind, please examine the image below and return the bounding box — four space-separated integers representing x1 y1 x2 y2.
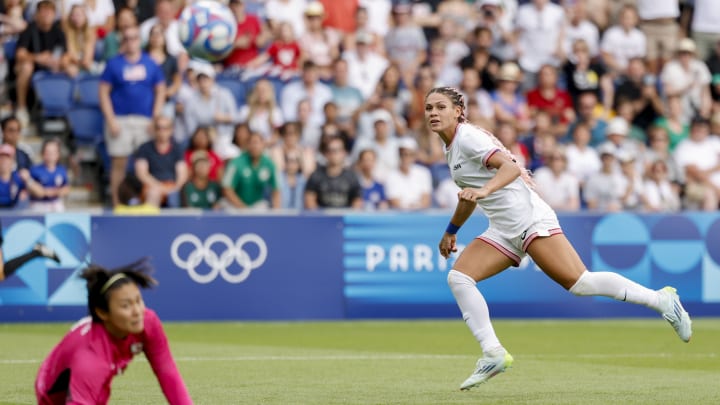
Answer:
447 269 503 356
569 271 661 311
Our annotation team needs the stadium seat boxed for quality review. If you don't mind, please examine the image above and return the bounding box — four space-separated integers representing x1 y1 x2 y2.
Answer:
3 39 17 61
66 106 104 146
429 163 451 189
31 72 74 117
216 76 247 107
75 74 102 107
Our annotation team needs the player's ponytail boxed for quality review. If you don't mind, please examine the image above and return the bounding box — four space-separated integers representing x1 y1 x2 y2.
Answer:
425 87 534 187
80 258 157 322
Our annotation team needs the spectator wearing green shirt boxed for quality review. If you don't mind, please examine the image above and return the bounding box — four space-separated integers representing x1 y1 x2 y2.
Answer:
222 132 280 209
182 151 222 210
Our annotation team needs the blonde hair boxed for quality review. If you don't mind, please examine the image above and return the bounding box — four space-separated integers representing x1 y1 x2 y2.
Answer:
425 86 534 187
63 4 92 60
248 79 279 132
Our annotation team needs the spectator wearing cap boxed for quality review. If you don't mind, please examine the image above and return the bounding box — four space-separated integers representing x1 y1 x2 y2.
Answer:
223 0 270 70
636 0 679 75
183 61 239 161
300 1 340 80
596 117 644 172
673 116 720 210
265 0 307 38
600 4 646 75
14 0 69 127
182 150 223 210
0 144 41 209
385 137 432 211
583 144 626 212
281 61 333 137
1 116 32 170
384 1 427 88
491 62 531 134
660 38 712 123
351 109 399 183
27 137 70 213
304 135 362 210
133 115 188 208
691 0 720 60
514 0 565 87
343 30 389 100
99 25 166 207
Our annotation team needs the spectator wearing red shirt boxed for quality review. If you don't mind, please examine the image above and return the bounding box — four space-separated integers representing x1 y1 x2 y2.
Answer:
249 21 302 73
526 64 576 138
223 0 269 69
318 0 358 34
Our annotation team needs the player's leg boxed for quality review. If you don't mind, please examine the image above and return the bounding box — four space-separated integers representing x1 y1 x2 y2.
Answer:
449 238 516 390
1 244 60 281
526 233 692 342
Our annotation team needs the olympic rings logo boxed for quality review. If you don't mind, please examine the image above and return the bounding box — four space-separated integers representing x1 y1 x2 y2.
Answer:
170 233 268 284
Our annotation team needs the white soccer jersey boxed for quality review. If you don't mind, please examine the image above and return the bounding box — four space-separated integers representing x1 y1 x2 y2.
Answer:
445 123 555 238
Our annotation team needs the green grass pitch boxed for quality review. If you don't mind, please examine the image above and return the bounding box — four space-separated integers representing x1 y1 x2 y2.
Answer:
1 319 719 404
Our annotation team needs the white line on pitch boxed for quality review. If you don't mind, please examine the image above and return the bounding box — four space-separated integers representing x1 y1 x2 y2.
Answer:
1 352 716 365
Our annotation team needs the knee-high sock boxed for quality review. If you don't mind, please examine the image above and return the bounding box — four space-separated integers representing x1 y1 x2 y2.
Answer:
569 270 661 311
447 269 503 355
3 250 42 279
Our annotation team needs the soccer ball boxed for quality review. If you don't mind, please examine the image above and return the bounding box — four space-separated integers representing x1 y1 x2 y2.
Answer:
177 1 237 62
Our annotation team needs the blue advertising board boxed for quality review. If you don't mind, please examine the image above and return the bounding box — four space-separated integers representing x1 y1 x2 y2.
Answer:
342 212 720 318
0 212 718 321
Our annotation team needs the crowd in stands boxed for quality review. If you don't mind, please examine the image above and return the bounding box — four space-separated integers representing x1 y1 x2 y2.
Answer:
0 0 720 214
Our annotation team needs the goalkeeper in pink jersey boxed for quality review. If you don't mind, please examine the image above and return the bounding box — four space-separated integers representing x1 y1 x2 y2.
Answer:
35 259 193 405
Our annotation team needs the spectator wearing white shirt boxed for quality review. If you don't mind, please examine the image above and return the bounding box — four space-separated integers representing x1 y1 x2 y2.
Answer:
617 151 646 210
281 61 333 136
600 4 646 75
359 0 391 37
660 38 713 123
562 0 599 59
139 0 187 69
514 0 565 86
343 31 389 100
673 116 720 210
691 0 720 60
643 159 681 212
265 0 307 38
533 147 581 212
565 122 601 187
385 137 432 210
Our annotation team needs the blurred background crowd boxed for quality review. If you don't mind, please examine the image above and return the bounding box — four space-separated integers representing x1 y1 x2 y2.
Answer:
0 0 719 214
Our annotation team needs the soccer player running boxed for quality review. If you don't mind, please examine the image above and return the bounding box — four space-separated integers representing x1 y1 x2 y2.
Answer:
0 220 60 282
424 87 692 391
35 259 193 404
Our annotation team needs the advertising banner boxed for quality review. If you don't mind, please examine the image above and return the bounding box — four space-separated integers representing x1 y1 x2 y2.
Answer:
91 215 345 321
342 213 720 318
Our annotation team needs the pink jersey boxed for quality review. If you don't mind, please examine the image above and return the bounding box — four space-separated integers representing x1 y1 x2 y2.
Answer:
35 308 192 405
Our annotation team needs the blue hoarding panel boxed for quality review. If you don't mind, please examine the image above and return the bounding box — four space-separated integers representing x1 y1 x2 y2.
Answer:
90 215 345 321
